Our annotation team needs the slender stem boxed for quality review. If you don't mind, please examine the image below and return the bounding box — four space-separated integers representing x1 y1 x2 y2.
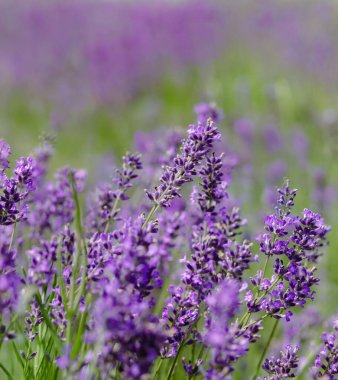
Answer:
8 223 17 251
104 195 120 234
23 340 32 378
243 314 268 331
261 256 270 281
166 341 185 380
143 169 185 230
252 318 279 380
153 359 164 380
0 362 14 380
142 204 159 229
66 173 87 344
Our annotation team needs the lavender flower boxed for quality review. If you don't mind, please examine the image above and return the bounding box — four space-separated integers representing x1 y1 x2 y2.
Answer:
0 140 11 173
86 153 141 231
259 345 299 379
204 279 251 379
28 167 85 236
0 242 20 318
161 150 254 358
49 288 67 339
194 102 223 123
1 155 36 226
146 119 221 208
311 319 338 379
27 238 58 287
108 216 162 298
25 300 43 341
247 182 330 322
94 279 166 379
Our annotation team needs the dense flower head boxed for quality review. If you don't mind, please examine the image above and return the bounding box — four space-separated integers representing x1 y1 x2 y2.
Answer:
27 238 58 286
27 167 86 236
197 152 228 213
94 279 167 380
259 345 299 379
146 118 220 208
0 153 37 226
160 144 255 360
86 153 141 232
25 300 43 341
204 279 250 378
248 181 330 323
0 242 20 318
311 318 338 379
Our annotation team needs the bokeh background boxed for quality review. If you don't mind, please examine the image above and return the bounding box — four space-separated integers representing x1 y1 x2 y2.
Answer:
1 0 338 311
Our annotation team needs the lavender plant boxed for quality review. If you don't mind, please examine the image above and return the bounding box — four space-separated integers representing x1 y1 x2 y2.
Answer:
0 105 334 380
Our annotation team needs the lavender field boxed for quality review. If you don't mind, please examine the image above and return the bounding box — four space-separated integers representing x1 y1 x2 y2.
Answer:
0 1 338 379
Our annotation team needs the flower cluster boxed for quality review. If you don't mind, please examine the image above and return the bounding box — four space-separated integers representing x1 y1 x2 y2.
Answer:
0 142 36 226
146 118 221 208
245 182 330 323
311 318 338 379
259 345 299 379
87 153 142 232
0 104 334 380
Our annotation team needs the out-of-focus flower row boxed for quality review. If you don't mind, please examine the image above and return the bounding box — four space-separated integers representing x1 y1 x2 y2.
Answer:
0 0 338 113
0 0 224 110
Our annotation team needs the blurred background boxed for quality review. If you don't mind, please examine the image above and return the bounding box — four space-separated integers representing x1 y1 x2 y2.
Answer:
1 0 338 305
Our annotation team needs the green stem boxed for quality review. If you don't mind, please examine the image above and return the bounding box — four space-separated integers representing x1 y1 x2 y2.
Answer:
35 294 62 349
66 173 88 344
166 342 185 380
142 169 185 230
0 362 13 380
23 340 32 378
261 256 270 281
252 318 279 380
104 195 120 234
57 239 68 315
8 223 17 251
153 359 164 380
142 204 159 229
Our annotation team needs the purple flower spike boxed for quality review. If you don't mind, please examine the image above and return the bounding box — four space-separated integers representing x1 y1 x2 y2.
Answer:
146 118 220 208
259 345 299 379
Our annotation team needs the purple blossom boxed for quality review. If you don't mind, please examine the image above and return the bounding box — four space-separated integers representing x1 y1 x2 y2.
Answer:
204 279 251 378
86 153 141 232
108 216 162 298
49 288 67 339
0 140 11 173
311 318 338 379
0 154 36 226
161 148 254 359
27 238 58 286
146 119 221 208
259 345 299 379
25 300 43 341
246 181 330 323
28 167 85 236
194 102 223 123
94 279 166 379
0 242 20 318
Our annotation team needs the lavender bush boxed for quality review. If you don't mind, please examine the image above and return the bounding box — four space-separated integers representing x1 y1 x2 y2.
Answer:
0 105 335 380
